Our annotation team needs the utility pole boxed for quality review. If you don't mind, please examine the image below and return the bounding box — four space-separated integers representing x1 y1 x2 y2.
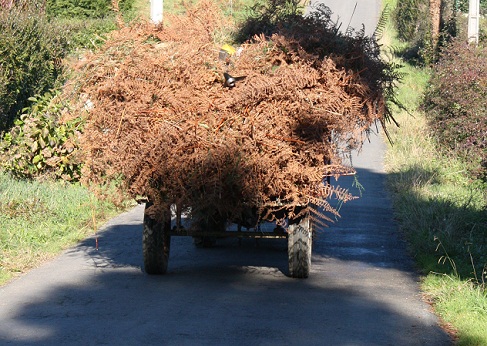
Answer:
151 0 163 24
468 0 480 45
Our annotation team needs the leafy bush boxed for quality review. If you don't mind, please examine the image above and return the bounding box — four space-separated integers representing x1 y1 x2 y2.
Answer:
0 0 137 131
46 0 134 19
393 0 458 64
0 2 68 131
423 38 487 180
0 90 84 181
393 0 429 43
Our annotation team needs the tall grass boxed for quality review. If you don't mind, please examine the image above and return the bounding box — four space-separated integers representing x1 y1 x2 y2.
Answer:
0 172 122 285
423 275 487 346
382 0 487 343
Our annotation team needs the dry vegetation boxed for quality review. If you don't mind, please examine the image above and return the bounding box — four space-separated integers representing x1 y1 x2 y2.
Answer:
71 0 397 228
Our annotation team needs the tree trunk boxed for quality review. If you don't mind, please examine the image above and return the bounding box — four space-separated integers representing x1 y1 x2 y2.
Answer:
430 0 441 50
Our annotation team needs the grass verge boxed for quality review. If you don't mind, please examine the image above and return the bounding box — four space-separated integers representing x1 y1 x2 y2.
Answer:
384 79 487 344
382 1 487 344
0 172 124 286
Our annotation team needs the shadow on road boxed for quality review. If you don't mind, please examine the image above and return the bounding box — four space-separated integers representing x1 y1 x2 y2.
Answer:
0 257 448 345
0 167 452 345
73 165 415 276
76 219 291 276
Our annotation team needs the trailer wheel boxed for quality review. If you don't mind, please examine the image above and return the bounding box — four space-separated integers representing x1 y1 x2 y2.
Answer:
143 203 171 275
288 216 312 278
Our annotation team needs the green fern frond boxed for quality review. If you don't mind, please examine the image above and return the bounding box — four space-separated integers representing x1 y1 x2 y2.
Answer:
374 4 389 40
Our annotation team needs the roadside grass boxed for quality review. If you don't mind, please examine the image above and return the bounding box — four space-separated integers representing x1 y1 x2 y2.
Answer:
385 102 487 344
131 0 150 19
161 0 256 18
384 68 487 276
0 172 123 286
382 0 487 343
423 275 487 346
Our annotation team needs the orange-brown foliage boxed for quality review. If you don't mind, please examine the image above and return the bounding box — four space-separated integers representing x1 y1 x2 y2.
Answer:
73 0 390 227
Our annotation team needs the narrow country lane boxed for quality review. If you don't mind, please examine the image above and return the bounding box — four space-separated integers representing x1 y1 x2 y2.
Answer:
307 0 382 37
0 1 452 345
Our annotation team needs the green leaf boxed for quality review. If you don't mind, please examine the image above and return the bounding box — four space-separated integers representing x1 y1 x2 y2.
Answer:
32 154 43 164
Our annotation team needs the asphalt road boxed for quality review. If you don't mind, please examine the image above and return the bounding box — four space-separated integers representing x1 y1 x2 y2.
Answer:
308 0 382 37
0 137 451 346
0 1 452 345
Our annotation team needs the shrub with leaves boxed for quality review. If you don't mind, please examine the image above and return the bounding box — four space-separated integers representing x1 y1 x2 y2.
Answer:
423 38 487 180
45 0 134 19
0 91 84 181
393 0 429 43
0 1 68 131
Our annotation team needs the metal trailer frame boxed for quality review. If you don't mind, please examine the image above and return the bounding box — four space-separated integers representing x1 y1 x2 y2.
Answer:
142 202 313 278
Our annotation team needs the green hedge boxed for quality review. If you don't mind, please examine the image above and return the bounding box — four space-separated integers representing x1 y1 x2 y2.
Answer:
423 38 487 180
0 4 68 131
393 0 429 43
0 0 136 132
46 0 134 19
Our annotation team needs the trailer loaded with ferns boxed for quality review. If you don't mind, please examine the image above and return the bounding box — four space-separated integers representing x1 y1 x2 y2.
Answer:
73 1 398 278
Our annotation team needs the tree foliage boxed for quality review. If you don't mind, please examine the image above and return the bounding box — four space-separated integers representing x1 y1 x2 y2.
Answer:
392 0 484 63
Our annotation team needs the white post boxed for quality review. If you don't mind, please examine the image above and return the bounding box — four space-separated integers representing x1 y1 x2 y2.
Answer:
468 0 480 45
151 0 163 24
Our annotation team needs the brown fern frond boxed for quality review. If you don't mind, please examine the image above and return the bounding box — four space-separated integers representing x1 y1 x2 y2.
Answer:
68 0 392 228
111 0 124 29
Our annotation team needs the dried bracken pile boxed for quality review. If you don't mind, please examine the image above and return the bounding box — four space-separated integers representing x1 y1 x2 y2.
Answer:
74 0 395 227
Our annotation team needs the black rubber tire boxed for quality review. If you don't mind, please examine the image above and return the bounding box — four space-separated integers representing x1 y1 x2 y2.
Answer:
143 203 171 275
288 216 312 278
